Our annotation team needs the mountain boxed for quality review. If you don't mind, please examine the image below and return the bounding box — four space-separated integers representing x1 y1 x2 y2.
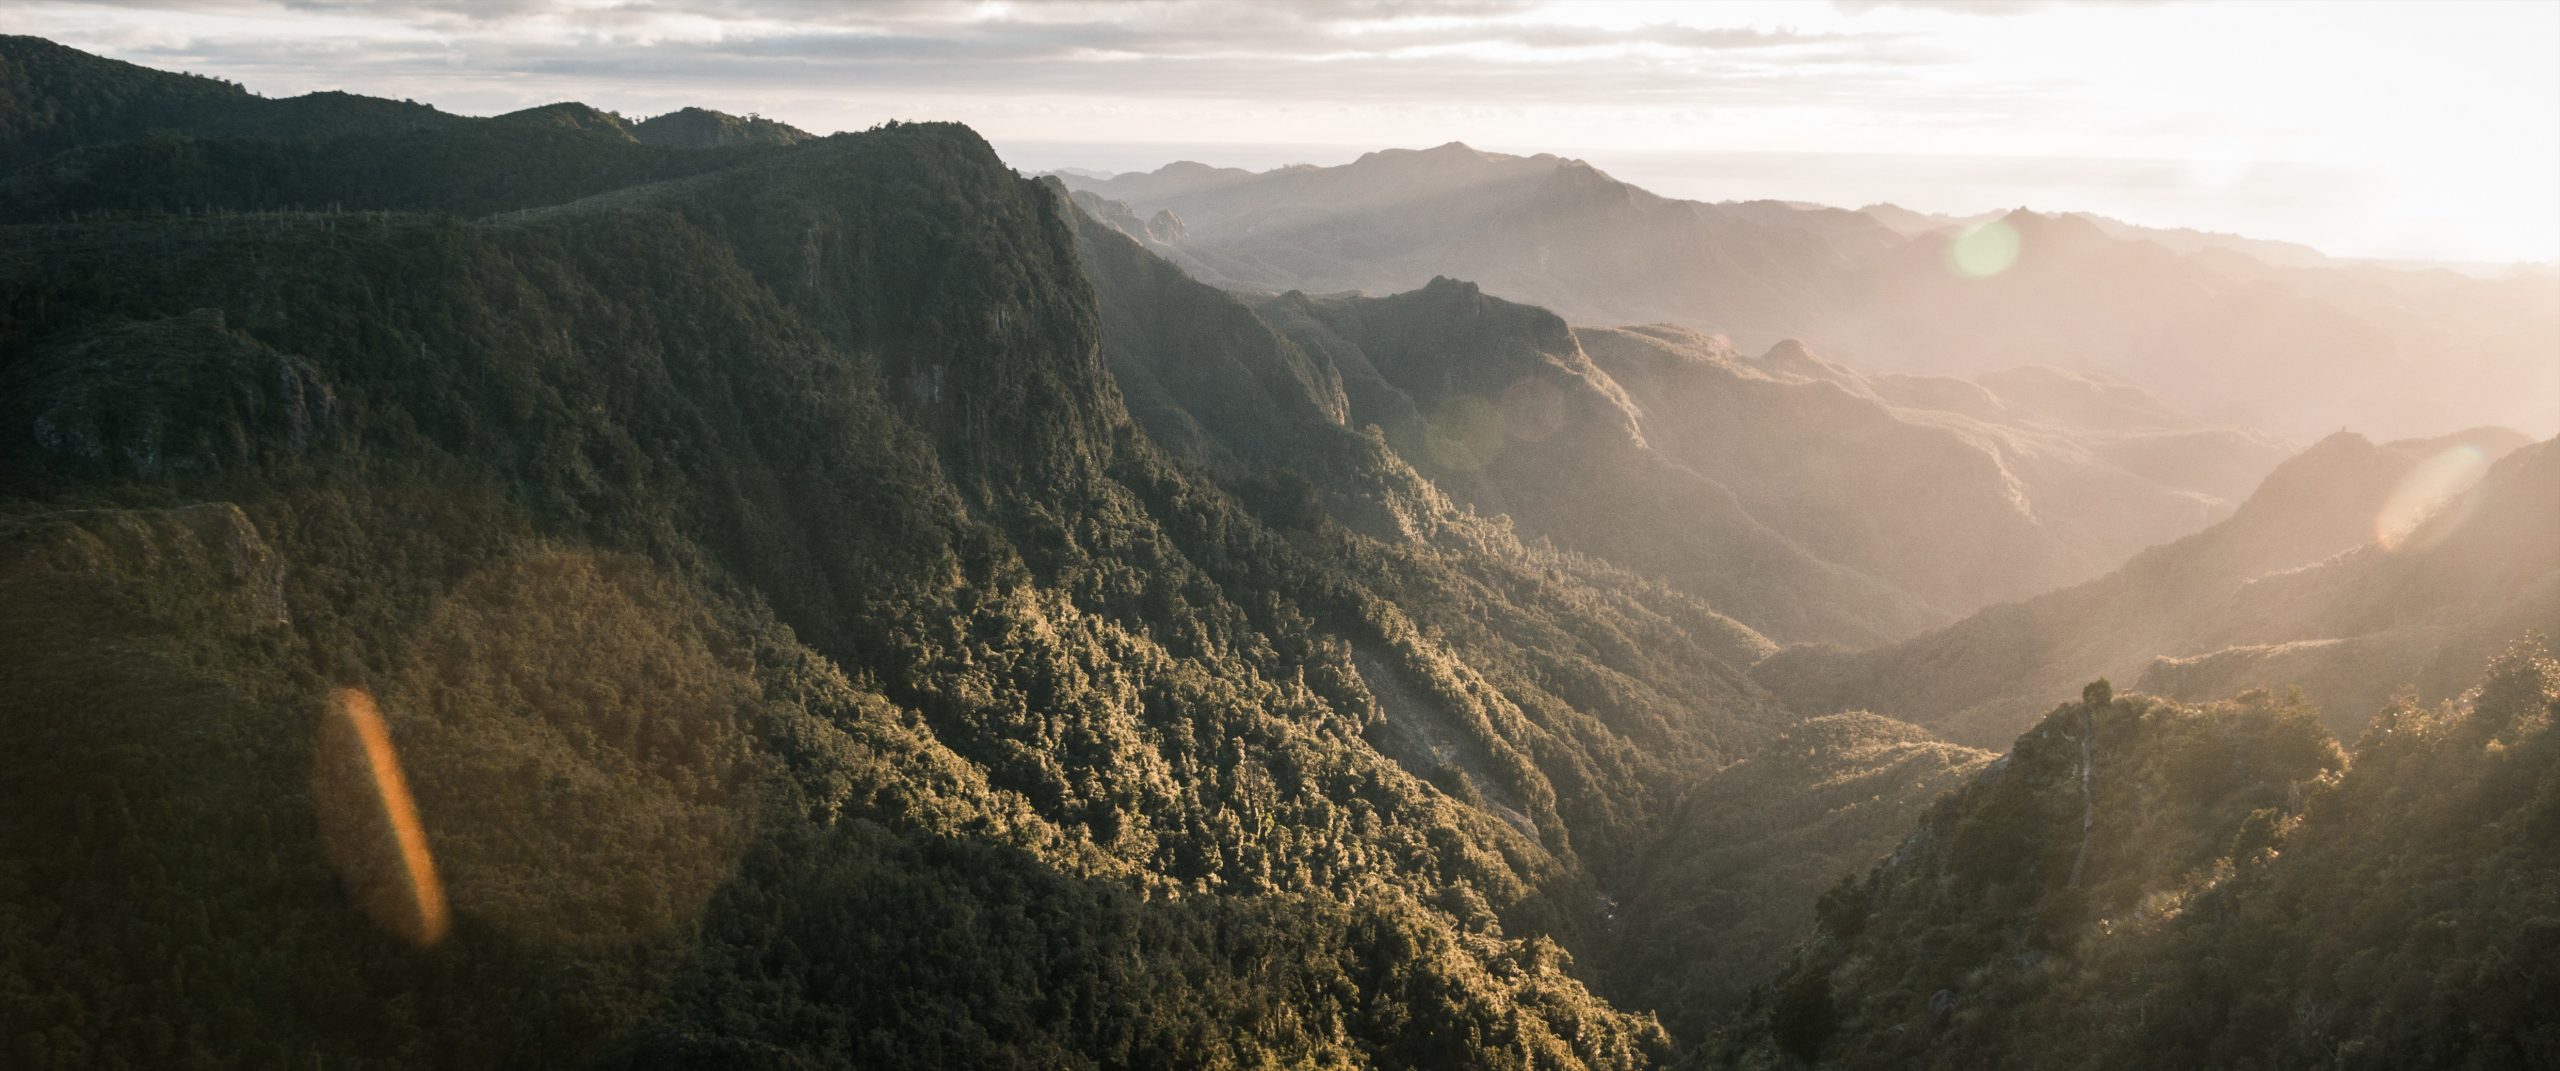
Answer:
1859 202 2337 269
1061 149 2560 442
1611 714 1994 1044
2135 434 2560 723
632 106 813 148
6 36 2550 1071
1244 278 1942 647
1072 177 2301 644
1569 326 2289 621
1757 428 2549 746
1061 231 2290 646
0 36 784 223
1711 645 2560 1070
0 34 464 168
1064 143 1893 362
0 40 1843 1068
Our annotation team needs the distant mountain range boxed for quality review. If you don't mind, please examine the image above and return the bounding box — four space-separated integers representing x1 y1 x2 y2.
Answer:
1061 146 2559 442
1076 185 2295 645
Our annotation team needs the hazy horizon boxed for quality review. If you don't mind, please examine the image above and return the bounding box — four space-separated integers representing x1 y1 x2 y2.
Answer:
12 0 2556 264
1003 139 2548 271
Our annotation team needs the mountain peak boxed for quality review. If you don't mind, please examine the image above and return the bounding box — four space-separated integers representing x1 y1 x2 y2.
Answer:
630 105 810 148
493 101 635 139
1994 206 2112 252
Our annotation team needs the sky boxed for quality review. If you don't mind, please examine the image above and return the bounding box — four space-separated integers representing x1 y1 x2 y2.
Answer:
11 0 2558 263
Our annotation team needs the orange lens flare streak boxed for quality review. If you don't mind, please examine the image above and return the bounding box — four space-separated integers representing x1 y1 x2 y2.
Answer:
317 687 449 946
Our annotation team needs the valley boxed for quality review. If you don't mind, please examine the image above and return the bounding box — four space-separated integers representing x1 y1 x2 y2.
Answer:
2 32 2554 1071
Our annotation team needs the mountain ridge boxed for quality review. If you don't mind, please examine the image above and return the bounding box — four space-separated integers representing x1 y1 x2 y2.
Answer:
1062 145 2559 441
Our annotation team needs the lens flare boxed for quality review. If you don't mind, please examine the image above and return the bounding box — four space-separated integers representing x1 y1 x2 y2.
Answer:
2375 443 2492 552
1947 220 2022 278
313 687 449 947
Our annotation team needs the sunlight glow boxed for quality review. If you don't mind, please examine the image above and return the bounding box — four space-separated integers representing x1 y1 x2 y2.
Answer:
2375 444 2493 552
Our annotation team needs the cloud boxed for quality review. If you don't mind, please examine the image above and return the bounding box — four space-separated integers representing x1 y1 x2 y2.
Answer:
1830 0 2172 14
33 0 1960 116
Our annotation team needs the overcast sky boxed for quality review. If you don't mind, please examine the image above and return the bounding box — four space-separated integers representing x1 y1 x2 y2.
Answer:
13 0 2557 262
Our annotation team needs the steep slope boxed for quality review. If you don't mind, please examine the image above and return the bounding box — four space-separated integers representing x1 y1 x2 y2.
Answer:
1612 714 1993 1044
0 50 1821 1066
1114 270 2285 645
1712 644 2560 1070
1248 278 1945 647
1063 149 2559 441
1757 429 2543 747
2137 436 2560 721
1577 325 2289 616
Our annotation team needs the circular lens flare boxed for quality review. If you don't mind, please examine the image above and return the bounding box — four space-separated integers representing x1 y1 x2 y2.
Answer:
1947 220 2022 278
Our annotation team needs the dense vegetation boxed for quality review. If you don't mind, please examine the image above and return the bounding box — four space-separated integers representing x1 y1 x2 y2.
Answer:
1715 642 2560 1069
5 36 2553 1071
0 35 1791 1069
1609 715 1992 1044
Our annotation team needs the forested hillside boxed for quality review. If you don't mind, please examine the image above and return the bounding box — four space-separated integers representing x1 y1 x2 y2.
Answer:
1610 715 1993 1044
5 35 2553 1071
1714 644 2560 1070
0 37 1811 1068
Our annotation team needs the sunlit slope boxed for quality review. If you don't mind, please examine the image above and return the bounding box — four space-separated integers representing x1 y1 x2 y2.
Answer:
2136 435 2560 720
1711 645 2560 1071
1757 429 2547 746
1575 326 2288 619
1062 240 2288 646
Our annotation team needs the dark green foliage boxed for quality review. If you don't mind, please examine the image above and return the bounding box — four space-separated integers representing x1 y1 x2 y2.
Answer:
1768 973 1835 1063
0 35 258 167
0 39 1789 1070
1714 646 2559 1070
631 107 811 149
1607 714 1990 1044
